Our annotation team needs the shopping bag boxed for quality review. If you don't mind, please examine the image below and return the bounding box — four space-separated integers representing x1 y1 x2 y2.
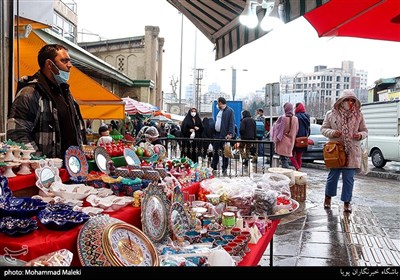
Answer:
360 139 369 175
223 142 233 158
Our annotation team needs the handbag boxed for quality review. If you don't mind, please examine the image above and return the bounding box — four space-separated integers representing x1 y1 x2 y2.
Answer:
294 136 309 148
323 141 347 168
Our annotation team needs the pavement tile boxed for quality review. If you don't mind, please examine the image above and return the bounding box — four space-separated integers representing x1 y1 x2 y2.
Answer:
299 242 349 259
296 256 351 266
301 231 346 244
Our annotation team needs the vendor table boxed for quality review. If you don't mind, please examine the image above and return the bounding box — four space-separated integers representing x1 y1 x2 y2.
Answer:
0 206 142 266
1 182 280 267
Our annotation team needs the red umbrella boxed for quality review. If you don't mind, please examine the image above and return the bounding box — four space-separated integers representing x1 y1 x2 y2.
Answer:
304 0 400 42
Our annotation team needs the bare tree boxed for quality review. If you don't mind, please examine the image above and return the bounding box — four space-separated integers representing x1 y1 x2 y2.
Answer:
170 75 179 100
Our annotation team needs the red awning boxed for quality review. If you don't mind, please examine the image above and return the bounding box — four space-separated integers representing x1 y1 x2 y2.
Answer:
304 0 400 42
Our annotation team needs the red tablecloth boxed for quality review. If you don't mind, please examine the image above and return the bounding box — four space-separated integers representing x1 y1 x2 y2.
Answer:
0 206 141 266
7 168 70 192
1 181 280 267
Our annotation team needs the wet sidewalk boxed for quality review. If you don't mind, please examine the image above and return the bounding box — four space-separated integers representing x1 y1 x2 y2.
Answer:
259 202 400 267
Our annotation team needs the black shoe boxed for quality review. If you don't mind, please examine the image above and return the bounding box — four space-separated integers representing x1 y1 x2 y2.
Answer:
344 202 352 213
324 195 331 209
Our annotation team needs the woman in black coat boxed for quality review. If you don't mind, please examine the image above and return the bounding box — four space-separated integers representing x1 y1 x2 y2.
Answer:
201 117 216 160
180 108 204 163
239 110 257 166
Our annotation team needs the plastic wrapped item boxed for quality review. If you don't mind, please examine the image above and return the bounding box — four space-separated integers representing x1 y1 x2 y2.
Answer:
267 167 294 186
263 172 291 192
25 249 73 266
253 187 278 216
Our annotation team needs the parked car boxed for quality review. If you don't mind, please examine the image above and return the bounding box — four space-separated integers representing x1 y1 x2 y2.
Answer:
262 123 328 163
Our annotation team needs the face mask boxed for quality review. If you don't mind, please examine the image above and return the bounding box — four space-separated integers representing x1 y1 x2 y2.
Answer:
50 61 70 85
342 101 353 110
191 112 196 117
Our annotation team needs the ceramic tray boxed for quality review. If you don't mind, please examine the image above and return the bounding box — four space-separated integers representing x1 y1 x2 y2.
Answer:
0 216 38 236
65 146 89 179
37 208 90 230
0 197 47 218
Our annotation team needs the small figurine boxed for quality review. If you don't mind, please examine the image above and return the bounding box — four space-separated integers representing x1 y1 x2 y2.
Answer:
108 160 116 176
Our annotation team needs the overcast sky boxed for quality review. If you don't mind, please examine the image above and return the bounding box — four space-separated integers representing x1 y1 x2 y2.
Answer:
74 0 400 98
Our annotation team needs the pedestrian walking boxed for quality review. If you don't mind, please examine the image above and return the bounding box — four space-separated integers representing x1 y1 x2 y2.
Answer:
211 97 235 175
321 89 368 213
289 102 311 171
270 102 298 168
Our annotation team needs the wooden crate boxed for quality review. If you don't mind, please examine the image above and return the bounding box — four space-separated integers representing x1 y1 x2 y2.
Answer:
290 184 306 202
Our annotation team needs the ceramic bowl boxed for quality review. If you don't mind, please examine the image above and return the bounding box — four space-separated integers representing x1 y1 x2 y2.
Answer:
205 194 220 205
86 194 133 212
46 158 63 168
184 230 201 244
49 182 97 201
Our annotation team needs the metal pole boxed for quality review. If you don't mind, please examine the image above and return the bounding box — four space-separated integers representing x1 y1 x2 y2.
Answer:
178 13 183 114
232 68 237 101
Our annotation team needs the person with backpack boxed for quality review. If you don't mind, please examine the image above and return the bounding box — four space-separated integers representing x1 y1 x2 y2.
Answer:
7 44 87 159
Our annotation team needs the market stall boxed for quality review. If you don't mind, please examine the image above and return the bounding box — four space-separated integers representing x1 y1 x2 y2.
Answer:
0 141 300 267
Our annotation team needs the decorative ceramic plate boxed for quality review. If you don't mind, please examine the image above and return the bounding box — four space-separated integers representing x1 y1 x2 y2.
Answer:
123 148 141 166
141 183 170 244
268 199 300 220
94 146 112 175
77 215 122 266
169 202 190 239
65 146 89 179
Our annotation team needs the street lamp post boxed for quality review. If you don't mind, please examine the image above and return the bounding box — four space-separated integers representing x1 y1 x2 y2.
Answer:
195 68 204 112
221 67 247 101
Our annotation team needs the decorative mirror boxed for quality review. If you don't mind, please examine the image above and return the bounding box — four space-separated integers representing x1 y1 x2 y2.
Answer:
141 183 170 244
35 160 60 196
123 148 141 166
65 146 89 179
169 202 190 239
172 186 183 204
94 147 111 174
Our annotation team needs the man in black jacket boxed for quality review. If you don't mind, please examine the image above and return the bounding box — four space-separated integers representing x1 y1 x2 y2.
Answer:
7 44 87 159
211 97 235 175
